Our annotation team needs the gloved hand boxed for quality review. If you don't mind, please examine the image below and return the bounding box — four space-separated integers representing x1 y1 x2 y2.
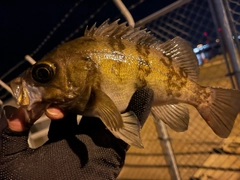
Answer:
0 87 153 180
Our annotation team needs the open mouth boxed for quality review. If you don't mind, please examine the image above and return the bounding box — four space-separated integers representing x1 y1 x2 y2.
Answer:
10 77 50 123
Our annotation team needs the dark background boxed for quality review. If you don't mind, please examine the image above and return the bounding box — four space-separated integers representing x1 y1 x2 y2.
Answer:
0 0 176 100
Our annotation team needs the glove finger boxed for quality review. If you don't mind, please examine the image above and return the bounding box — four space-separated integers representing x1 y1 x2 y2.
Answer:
0 104 8 132
48 113 78 141
1 106 29 156
77 116 105 134
0 100 3 117
126 87 154 126
0 104 7 152
4 106 31 132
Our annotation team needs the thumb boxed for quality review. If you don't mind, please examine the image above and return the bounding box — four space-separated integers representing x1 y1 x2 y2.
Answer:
4 106 29 132
45 107 64 120
1 106 30 156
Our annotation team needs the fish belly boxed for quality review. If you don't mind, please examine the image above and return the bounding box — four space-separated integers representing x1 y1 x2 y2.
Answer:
99 58 140 112
100 75 137 112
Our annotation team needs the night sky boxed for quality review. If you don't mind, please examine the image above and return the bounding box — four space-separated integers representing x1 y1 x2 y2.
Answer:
0 0 176 100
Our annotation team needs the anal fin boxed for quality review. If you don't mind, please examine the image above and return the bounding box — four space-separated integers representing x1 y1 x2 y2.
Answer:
151 104 189 132
111 111 143 148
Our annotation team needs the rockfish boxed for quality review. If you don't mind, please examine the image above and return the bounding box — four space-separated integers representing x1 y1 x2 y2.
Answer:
10 20 240 148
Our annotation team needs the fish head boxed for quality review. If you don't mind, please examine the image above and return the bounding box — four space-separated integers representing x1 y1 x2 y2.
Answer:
10 53 92 123
10 61 59 122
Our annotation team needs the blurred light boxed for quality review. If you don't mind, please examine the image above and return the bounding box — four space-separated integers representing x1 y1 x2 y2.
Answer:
193 48 199 53
232 36 240 39
203 31 208 36
193 44 210 54
218 27 222 32
216 39 220 43
202 44 209 49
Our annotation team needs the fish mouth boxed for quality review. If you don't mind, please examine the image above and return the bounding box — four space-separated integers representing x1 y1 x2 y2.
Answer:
10 77 48 123
10 77 30 106
23 103 49 123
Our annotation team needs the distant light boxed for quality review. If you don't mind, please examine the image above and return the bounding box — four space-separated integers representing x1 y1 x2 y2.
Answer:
202 44 209 49
232 36 240 39
218 28 222 32
203 32 208 36
194 44 210 54
193 48 199 53
216 39 220 43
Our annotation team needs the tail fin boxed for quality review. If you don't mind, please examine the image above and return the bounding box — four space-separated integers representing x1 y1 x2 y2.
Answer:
197 87 240 138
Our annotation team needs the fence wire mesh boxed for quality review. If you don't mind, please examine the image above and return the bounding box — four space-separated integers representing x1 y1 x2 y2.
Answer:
118 0 240 179
226 0 240 60
227 0 240 42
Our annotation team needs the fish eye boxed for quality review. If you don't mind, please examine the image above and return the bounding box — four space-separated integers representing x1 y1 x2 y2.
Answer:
31 62 56 83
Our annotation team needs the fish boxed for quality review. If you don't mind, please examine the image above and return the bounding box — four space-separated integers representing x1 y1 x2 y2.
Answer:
10 19 240 148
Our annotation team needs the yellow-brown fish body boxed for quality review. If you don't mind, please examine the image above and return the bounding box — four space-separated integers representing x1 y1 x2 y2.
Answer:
10 20 240 148
52 33 197 110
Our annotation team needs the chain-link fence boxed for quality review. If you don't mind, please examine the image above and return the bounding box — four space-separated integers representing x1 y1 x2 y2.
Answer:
226 0 240 52
118 0 240 179
1 0 240 179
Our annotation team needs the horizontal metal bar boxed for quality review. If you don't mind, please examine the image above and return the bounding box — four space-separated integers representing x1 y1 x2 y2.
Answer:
135 0 192 27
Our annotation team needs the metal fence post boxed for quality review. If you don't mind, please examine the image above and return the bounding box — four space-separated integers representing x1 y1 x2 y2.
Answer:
154 116 181 180
135 0 191 28
208 0 236 89
223 0 240 55
212 0 240 90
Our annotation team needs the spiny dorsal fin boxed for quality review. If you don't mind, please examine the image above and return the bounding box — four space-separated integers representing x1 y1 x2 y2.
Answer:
158 37 200 81
84 19 159 46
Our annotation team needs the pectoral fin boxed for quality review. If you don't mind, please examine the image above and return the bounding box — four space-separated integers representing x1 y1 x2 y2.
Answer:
83 89 123 131
83 89 143 148
111 111 143 148
151 104 189 132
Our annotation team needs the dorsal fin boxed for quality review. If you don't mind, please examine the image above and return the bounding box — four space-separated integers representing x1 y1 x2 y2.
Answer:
85 20 199 81
158 37 200 81
84 19 159 46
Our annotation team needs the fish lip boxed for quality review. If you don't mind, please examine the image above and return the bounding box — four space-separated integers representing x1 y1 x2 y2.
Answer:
24 105 47 123
10 77 23 103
